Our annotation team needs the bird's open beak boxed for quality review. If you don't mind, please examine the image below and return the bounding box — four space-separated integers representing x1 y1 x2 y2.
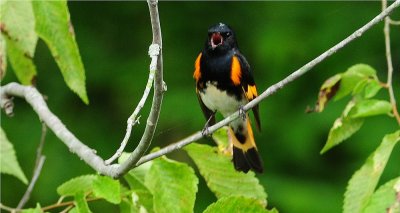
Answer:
211 33 223 49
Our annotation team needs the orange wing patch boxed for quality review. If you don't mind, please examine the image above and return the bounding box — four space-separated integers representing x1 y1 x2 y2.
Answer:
231 56 242 86
245 85 258 100
193 53 202 82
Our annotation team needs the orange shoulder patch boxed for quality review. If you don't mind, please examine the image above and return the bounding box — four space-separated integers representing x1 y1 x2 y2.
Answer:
193 53 202 82
246 85 258 100
231 56 242 86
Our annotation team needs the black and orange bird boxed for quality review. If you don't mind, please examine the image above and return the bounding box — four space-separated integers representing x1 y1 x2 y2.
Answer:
193 23 264 173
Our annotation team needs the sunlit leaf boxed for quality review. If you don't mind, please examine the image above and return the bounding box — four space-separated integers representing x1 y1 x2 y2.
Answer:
145 157 198 213
321 101 364 154
364 177 400 213
204 196 276 213
1 0 37 84
74 191 92 213
211 126 231 154
334 64 377 100
32 0 89 104
20 203 42 213
363 79 382 99
185 143 267 206
119 153 153 212
0 0 37 56
350 99 392 118
313 74 341 112
0 127 28 184
120 197 139 213
57 175 96 196
5 38 37 84
343 131 400 213
93 175 121 204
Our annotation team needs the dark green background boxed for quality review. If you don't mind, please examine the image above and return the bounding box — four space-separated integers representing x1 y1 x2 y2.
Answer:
2 1 400 212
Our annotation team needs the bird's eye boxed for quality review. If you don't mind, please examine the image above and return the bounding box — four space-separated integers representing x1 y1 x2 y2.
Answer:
222 32 231 38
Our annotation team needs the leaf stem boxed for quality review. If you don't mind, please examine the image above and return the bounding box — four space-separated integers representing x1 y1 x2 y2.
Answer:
41 197 101 212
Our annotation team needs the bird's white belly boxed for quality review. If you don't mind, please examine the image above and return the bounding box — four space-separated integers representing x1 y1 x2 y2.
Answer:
200 82 246 117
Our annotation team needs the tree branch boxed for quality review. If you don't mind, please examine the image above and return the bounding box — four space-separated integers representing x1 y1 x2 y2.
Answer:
1 0 399 179
16 156 45 210
382 0 400 125
0 83 119 177
135 0 400 165
16 122 47 210
389 17 400 25
115 0 164 176
104 43 160 165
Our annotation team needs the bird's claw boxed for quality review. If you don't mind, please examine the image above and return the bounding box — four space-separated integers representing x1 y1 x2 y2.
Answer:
239 106 246 120
201 126 211 137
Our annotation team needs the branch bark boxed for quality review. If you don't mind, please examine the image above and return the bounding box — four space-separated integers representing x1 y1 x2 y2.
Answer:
1 0 399 178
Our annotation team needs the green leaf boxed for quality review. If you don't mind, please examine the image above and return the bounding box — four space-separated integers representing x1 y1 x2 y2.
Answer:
119 152 152 190
352 79 368 96
203 196 276 213
350 99 392 118
0 0 38 56
320 101 364 154
185 143 267 206
313 74 342 112
212 126 230 152
145 157 198 213
334 64 377 100
93 175 121 204
0 128 28 184
363 80 382 99
74 191 92 213
364 177 400 213
343 131 400 213
5 38 37 85
1 0 37 84
68 208 78 213
0 33 6 80
119 153 154 212
120 197 140 213
21 203 42 213
32 1 89 104
57 175 96 196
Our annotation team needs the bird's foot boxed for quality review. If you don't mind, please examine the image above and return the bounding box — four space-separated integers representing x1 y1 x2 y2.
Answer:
239 106 246 121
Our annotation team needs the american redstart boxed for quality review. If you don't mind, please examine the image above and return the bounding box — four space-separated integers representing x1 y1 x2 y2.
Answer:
193 23 264 173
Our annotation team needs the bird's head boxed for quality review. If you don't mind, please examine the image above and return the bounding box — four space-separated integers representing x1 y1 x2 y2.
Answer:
205 23 238 53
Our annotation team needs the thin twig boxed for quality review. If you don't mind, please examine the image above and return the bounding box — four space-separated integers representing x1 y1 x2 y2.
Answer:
34 123 47 169
16 122 47 210
1 0 399 178
15 157 45 210
383 0 400 125
41 197 101 212
105 44 160 165
389 17 400 25
59 205 74 213
0 203 15 212
136 0 400 165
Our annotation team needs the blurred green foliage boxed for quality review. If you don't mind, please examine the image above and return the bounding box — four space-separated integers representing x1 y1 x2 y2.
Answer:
2 1 399 212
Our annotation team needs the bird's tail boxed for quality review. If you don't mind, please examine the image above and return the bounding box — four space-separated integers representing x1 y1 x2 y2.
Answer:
229 116 264 173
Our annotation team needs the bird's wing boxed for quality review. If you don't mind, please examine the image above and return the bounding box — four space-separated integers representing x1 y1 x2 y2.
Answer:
234 52 261 131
